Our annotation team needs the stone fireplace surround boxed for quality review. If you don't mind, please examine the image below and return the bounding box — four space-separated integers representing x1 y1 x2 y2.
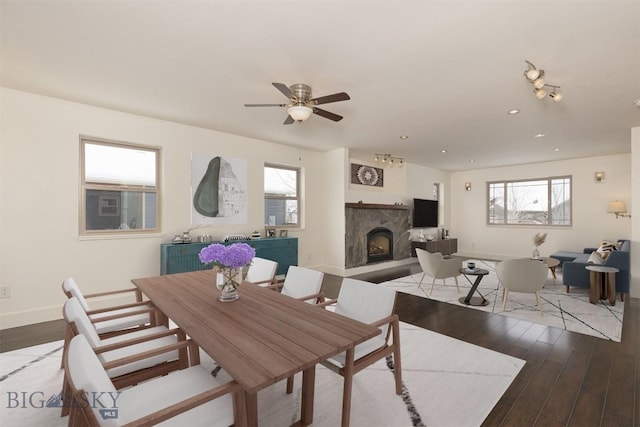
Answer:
345 203 411 268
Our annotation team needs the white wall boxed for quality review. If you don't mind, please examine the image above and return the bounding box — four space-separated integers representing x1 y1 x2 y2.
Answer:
450 154 633 282
0 88 332 328
631 127 639 298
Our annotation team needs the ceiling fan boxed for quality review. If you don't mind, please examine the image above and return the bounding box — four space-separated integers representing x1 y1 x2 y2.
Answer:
244 82 350 124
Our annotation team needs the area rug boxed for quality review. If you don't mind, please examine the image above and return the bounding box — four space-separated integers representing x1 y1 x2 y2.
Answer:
0 321 524 427
380 259 624 342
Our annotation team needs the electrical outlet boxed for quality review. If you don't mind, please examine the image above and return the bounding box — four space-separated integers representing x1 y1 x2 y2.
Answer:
0 286 10 299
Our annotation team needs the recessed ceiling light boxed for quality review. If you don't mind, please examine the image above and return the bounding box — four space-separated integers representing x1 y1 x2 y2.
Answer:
469 159 475 163
399 135 409 139
553 148 560 152
440 149 447 153
508 109 520 115
534 133 546 138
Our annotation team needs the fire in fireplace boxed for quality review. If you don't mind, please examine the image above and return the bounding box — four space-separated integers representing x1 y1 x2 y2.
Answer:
367 227 393 264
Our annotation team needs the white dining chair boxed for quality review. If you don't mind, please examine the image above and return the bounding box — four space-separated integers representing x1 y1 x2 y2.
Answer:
60 297 192 416
274 265 325 304
62 277 155 335
290 278 401 425
244 257 278 286
415 248 462 295
64 334 243 427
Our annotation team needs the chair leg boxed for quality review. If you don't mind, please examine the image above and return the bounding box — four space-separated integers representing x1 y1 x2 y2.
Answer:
502 289 508 310
286 375 294 394
392 320 402 395
535 291 542 312
418 273 425 285
454 276 460 294
430 277 436 295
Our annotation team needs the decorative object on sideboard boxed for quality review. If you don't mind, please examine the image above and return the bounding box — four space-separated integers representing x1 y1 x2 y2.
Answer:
532 232 547 259
265 228 276 238
350 163 384 186
523 60 563 102
608 200 631 218
373 153 404 166
464 182 472 191
594 171 605 183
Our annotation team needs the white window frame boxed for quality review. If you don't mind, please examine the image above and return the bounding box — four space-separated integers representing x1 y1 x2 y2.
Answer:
80 136 161 236
264 163 301 228
487 175 572 226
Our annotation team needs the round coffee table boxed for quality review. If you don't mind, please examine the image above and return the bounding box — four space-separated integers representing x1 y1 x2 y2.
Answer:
538 257 560 283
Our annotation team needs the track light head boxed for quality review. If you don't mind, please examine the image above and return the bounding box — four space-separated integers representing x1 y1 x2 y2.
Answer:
549 91 563 102
534 88 547 99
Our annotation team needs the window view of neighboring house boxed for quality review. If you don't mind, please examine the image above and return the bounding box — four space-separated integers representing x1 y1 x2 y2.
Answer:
264 164 300 227
81 137 160 234
488 176 571 226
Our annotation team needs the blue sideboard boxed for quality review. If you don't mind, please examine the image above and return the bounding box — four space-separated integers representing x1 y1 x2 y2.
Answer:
160 237 298 276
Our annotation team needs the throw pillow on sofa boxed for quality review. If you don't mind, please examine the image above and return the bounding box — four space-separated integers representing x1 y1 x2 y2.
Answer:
596 240 617 259
587 251 605 264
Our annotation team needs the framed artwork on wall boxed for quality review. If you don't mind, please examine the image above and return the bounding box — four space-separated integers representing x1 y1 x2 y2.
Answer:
350 163 383 187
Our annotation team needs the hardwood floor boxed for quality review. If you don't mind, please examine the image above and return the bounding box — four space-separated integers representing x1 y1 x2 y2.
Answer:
2 264 638 426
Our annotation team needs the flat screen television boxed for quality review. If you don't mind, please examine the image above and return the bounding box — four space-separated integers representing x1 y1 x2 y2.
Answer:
412 198 438 228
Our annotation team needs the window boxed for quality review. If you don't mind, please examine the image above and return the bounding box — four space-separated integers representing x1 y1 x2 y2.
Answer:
80 136 160 235
264 164 300 227
488 176 571 226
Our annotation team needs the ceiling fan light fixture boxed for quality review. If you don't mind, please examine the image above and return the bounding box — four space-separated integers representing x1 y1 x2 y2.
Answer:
287 105 313 122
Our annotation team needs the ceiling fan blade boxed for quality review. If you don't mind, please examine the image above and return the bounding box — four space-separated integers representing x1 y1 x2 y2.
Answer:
283 115 295 125
244 103 287 107
313 107 343 122
310 92 350 105
272 82 293 99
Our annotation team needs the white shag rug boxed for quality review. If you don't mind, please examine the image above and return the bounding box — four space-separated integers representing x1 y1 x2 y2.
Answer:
380 259 624 342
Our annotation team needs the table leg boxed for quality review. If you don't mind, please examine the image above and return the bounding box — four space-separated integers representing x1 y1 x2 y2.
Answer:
300 366 316 426
459 275 488 306
246 391 258 427
606 272 616 306
341 347 355 427
589 270 599 304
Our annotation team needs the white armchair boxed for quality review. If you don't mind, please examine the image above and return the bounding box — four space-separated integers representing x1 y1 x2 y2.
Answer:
64 334 243 427
61 297 194 417
496 258 548 310
415 248 462 295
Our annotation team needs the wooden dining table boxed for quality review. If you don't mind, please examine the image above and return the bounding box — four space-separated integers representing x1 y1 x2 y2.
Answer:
131 270 381 426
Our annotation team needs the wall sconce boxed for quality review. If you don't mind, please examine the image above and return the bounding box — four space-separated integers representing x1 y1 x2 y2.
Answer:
594 172 605 183
464 182 472 191
607 200 631 218
374 153 404 166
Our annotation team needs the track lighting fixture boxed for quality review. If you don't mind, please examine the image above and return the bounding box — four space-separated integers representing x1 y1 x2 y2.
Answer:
374 153 404 166
524 60 563 102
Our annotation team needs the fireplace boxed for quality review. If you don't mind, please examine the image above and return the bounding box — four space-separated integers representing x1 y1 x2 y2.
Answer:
367 227 394 264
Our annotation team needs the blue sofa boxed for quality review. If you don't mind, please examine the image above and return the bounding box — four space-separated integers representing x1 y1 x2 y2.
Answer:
554 240 630 301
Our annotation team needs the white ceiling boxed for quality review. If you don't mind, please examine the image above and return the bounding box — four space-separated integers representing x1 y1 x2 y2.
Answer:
2 0 639 171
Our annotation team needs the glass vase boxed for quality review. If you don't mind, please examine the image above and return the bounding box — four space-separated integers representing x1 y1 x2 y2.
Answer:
216 267 241 302
532 247 540 260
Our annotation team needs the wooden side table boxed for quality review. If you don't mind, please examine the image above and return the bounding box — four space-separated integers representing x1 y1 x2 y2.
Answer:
585 265 619 305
